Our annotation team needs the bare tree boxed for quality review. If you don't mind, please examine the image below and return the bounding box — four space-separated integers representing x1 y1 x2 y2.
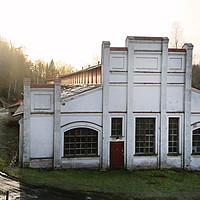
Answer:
192 64 200 88
55 60 75 76
92 54 100 66
169 21 185 48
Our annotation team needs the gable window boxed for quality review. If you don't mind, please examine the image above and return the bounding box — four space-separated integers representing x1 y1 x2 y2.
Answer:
168 118 179 154
111 118 122 137
192 128 200 154
135 118 155 155
64 128 98 157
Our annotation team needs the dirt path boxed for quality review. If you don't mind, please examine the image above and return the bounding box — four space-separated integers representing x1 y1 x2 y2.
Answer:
0 108 8 119
0 171 20 200
0 171 103 200
0 171 78 199
0 171 76 200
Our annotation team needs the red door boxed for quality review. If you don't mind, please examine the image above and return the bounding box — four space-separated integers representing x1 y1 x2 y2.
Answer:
110 142 124 169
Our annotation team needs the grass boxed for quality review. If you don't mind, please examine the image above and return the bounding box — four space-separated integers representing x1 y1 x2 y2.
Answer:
0 114 200 199
0 113 19 175
11 168 200 200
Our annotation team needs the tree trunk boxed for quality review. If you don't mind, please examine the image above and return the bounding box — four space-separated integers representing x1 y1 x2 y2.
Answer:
14 79 17 94
7 82 11 101
7 72 12 101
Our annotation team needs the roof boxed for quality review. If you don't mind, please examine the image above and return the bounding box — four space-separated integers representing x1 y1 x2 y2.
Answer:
61 84 102 100
47 63 101 81
60 64 101 79
31 84 54 88
6 101 21 109
168 48 186 52
126 36 168 41
110 47 128 51
192 86 200 91
13 102 24 117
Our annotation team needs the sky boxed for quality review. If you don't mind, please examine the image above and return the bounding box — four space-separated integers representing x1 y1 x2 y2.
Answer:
0 0 200 69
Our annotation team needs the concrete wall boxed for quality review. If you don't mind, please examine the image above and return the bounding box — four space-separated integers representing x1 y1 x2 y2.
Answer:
191 88 200 170
21 36 200 170
30 116 53 158
100 37 197 170
60 87 103 168
22 81 59 168
29 87 54 163
61 88 102 112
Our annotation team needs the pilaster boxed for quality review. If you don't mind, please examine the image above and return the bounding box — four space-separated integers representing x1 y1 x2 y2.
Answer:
18 118 24 166
101 41 110 170
183 43 193 169
53 78 62 168
159 38 169 169
125 37 135 169
23 78 31 167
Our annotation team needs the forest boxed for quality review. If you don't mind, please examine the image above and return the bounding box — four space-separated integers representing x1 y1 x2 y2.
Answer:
0 36 74 104
0 35 200 105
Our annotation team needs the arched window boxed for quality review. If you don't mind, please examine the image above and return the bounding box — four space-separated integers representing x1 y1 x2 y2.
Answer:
64 128 98 157
193 128 200 154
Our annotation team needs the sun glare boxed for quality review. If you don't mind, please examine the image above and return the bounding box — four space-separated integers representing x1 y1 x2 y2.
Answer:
0 0 199 68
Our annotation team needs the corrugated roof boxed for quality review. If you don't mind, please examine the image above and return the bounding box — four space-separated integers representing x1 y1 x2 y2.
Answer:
60 64 101 79
61 84 102 100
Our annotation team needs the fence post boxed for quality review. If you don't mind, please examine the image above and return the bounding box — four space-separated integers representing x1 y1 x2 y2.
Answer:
6 191 9 200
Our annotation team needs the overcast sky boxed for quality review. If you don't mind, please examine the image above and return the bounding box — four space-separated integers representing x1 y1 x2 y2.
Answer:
0 0 199 69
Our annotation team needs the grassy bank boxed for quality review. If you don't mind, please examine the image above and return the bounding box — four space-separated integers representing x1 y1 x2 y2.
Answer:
12 168 200 200
0 113 18 174
0 114 200 199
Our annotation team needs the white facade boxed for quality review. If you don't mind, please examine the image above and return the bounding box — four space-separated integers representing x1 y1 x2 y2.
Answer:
19 36 200 170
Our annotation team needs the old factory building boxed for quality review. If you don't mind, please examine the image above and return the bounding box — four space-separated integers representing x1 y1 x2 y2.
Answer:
15 36 200 170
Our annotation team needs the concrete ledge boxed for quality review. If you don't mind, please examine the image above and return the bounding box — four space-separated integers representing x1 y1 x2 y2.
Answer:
132 156 158 169
166 156 182 168
29 158 53 168
61 157 100 169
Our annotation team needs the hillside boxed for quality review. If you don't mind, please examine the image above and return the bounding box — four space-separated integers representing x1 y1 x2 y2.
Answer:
0 111 19 174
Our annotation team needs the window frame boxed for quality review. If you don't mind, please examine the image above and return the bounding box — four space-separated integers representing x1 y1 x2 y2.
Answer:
64 128 98 157
110 114 125 138
135 117 156 155
192 128 200 155
111 117 123 137
168 117 179 155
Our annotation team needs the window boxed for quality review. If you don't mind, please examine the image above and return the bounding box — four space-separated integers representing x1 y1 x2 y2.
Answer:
168 118 179 154
192 128 200 154
111 118 122 136
64 128 98 157
135 118 155 155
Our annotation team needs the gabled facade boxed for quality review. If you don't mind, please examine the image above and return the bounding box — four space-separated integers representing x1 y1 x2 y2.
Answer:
18 36 200 170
